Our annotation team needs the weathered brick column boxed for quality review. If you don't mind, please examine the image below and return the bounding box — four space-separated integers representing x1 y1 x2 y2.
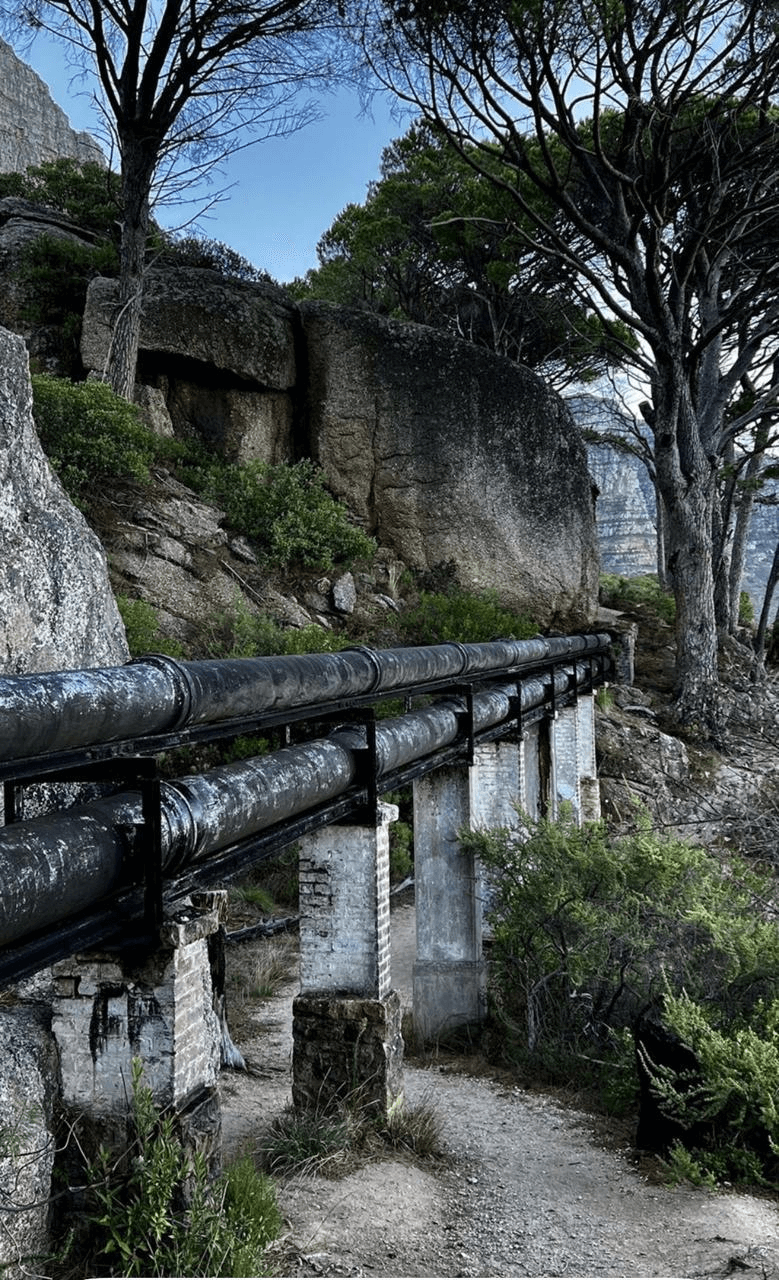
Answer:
551 693 600 824
51 892 224 1158
292 802 403 1117
412 766 486 1043
469 740 522 931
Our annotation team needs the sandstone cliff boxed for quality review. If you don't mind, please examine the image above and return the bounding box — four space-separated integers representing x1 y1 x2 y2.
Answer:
0 38 103 175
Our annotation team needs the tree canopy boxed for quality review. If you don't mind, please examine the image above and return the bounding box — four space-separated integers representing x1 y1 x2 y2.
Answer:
362 0 779 732
2 0 348 398
292 120 632 385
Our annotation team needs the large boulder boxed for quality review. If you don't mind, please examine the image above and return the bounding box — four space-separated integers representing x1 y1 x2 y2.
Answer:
0 197 96 346
82 269 297 462
0 325 128 673
301 304 599 627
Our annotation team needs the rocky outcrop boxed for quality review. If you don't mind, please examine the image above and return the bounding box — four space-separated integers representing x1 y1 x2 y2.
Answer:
82 269 297 463
81 275 600 627
0 325 128 673
301 304 599 626
0 38 103 174
0 197 96 342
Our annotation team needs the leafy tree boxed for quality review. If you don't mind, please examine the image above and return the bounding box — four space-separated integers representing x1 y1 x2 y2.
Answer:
292 121 632 386
364 0 779 734
2 1 348 400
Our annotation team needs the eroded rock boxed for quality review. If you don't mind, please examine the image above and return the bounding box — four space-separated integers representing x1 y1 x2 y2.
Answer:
301 303 599 628
0 325 128 673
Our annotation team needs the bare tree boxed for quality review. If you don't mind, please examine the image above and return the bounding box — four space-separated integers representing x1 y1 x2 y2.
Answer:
5 0 347 398
363 0 779 734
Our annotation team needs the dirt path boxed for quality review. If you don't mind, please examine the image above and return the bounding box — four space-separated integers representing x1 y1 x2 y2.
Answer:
220 904 779 1279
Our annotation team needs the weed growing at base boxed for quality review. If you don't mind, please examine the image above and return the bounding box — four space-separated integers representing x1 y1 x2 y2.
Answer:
82 1059 280 1276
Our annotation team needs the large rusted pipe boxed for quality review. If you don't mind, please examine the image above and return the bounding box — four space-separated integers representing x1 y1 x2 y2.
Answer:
0 634 611 764
0 661 593 947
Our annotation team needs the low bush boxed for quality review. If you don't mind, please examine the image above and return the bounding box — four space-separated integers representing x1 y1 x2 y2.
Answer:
183 457 375 572
31 376 164 509
599 572 675 623
463 808 779 1184
116 596 186 659
401 587 536 645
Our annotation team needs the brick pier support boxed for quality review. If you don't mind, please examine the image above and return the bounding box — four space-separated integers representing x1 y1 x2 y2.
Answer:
292 802 403 1117
51 891 225 1161
551 693 600 823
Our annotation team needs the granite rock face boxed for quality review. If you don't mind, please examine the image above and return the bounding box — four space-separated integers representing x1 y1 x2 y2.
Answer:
0 37 103 174
0 325 128 673
82 269 297 463
300 304 600 627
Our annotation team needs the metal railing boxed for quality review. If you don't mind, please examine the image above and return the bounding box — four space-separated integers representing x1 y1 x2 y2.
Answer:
0 632 612 984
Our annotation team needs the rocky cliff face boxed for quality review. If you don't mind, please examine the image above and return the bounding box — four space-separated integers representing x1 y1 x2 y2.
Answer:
81 272 600 630
0 325 127 673
301 303 599 626
0 38 103 174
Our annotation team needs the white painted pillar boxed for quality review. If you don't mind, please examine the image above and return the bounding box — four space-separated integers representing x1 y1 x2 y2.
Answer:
521 719 544 819
577 692 601 822
297 801 397 999
293 802 403 1115
412 766 486 1042
552 702 581 820
550 693 601 825
469 739 522 931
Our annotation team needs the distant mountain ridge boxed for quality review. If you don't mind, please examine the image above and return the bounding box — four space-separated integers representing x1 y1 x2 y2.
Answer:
0 37 103 175
572 393 779 612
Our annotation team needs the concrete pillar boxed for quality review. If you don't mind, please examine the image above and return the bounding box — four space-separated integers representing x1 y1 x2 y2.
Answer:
412 767 486 1043
521 719 544 820
577 693 601 822
293 802 403 1116
469 740 521 931
551 694 601 825
552 702 581 820
51 892 224 1156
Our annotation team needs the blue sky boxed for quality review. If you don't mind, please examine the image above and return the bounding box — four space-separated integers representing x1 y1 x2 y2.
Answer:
16 33 404 284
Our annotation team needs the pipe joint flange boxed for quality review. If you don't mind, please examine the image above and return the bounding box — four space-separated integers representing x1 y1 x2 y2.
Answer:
132 653 196 732
447 641 472 676
342 645 383 695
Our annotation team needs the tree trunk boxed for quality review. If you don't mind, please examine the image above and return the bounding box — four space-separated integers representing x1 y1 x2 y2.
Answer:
754 537 779 670
653 381 720 734
108 139 157 401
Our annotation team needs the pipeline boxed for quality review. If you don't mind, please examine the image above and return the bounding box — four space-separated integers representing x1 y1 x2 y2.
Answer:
0 633 611 766
0 659 598 949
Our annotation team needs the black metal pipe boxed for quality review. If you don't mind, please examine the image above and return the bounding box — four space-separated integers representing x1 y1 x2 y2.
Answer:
0 634 611 764
0 660 594 949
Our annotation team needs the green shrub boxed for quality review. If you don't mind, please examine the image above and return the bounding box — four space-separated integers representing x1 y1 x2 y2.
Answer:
0 158 122 242
116 596 185 659
31 375 163 508
599 573 675 623
154 232 270 282
401 587 536 645
464 808 779 1123
84 1060 280 1276
652 992 779 1187
738 591 755 626
201 599 352 659
184 457 375 571
17 235 119 374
